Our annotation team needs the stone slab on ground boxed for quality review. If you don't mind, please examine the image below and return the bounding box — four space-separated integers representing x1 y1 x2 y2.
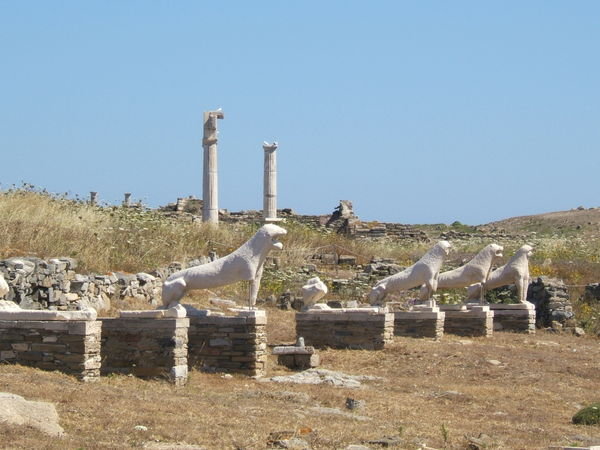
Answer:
0 392 64 436
264 368 383 388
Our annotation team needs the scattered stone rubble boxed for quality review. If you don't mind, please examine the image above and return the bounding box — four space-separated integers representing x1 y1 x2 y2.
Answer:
526 276 574 328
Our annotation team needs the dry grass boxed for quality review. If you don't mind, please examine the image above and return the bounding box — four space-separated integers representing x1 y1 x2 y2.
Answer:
0 189 422 275
1 310 599 449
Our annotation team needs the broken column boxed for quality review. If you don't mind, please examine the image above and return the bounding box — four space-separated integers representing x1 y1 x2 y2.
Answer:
89 192 98 205
123 193 131 207
262 141 279 221
202 109 225 224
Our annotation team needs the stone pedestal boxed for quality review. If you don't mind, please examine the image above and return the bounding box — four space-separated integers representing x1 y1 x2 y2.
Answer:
99 317 189 385
393 307 445 339
273 344 319 370
295 308 394 350
0 310 101 382
263 142 279 221
202 109 224 224
187 309 267 377
489 303 536 334
440 304 494 337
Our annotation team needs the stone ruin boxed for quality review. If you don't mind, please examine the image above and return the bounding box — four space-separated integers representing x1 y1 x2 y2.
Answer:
0 256 219 312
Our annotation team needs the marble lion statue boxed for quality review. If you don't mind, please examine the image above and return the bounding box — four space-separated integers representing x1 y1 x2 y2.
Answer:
466 244 534 304
368 240 452 306
0 272 9 299
301 277 328 309
161 224 287 308
418 243 504 302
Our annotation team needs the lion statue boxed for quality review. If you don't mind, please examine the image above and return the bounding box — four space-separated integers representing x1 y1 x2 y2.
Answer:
418 243 503 302
0 272 8 299
161 224 287 308
369 241 452 306
301 277 328 309
466 244 533 304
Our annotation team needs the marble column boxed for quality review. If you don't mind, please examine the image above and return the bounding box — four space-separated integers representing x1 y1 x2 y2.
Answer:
89 192 97 205
202 110 224 224
123 193 131 207
263 141 279 221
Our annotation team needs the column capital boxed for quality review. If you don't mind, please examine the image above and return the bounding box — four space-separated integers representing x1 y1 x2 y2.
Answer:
203 109 224 147
262 141 278 151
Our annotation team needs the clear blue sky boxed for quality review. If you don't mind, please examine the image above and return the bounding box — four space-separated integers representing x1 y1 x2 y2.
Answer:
1 1 598 225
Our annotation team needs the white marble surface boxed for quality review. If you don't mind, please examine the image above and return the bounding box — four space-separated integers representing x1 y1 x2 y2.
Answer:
369 241 452 305
422 244 503 300
467 244 534 304
161 224 287 308
301 277 328 308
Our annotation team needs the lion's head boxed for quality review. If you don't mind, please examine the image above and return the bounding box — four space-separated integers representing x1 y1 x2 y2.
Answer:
257 224 287 251
518 244 534 258
490 243 504 258
436 240 452 255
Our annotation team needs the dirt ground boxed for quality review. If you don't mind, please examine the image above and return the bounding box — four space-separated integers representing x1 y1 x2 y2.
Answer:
1 308 599 449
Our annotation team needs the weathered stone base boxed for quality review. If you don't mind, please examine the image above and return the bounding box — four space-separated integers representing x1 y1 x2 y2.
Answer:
99 317 189 385
273 343 319 370
0 317 101 381
394 308 445 339
489 303 536 334
295 308 394 350
277 353 320 370
441 305 494 337
187 309 267 377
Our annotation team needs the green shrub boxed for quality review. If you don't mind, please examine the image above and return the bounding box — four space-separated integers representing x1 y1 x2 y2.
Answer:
572 403 600 425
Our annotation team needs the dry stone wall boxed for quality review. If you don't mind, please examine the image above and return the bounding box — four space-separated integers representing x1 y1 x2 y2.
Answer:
0 256 215 312
296 308 394 350
526 276 573 327
0 317 101 381
187 310 267 376
99 317 189 385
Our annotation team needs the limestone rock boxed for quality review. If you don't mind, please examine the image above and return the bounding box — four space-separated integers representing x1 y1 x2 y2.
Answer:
0 392 64 436
266 369 382 388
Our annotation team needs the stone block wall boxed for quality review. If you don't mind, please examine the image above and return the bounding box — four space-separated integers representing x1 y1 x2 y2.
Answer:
296 308 394 350
99 317 189 385
187 310 267 377
489 304 536 334
394 310 445 339
0 315 101 381
527 277 573 327
0 256 216 312
442 306 494 337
